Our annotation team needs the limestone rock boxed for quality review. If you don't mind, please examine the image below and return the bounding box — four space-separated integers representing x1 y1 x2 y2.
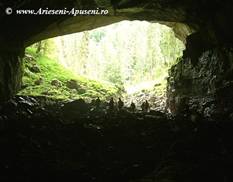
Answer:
51 79 62 87
62 99 89 120
66 79 80 90
34 78 43 85
29 64 41 73
166 47 233 115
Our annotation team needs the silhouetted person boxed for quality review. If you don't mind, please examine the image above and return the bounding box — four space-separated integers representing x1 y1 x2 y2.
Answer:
130 102 136 113
118 98 124 110
141 102 145 112
144 100 150 112
95 97 101 109
108 97 115 112
141 100 150 112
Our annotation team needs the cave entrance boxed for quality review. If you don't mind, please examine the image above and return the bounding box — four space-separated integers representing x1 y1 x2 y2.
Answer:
19 20 185 111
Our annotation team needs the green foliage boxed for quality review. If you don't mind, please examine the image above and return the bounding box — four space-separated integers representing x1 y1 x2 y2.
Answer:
159 28 184 66
48 21 184 93
18 47 119 101
26 21 185 98
104 62 123 86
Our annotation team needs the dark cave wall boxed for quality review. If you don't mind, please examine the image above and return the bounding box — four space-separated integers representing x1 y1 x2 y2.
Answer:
164 1 233 115
165 0 233 115
166 44 233 116
0 51 23 101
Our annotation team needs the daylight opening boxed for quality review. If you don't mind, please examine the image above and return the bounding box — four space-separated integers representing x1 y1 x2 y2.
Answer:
19 20 185 111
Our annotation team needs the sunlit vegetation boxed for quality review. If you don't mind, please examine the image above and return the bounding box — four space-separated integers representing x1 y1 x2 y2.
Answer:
19 21 185 102
49 21 184 93
18 47 119 101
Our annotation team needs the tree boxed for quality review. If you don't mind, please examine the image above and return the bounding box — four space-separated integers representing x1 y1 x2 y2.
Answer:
36 21 185 90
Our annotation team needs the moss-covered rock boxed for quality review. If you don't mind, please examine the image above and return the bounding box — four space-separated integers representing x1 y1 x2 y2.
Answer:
66 79 80 90
18 47 120 101
51 79 62 87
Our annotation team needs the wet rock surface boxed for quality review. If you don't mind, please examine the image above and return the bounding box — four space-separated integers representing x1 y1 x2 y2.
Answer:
167 47 233 117
0 96 233 182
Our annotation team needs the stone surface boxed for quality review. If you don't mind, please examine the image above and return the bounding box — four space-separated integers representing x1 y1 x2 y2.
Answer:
0 0 232 46
166 47 233 115
0 95 233 181
0 52 23 101
66 79 80 90
51 79 62 87
29 64 40 73
34 77 43 85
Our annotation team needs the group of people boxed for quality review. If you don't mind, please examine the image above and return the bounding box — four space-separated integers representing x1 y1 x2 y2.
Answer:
129 100 150 113
108 97 124 112
93 97 150 113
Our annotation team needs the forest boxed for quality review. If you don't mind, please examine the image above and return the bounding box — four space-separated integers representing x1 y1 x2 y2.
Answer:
19 20 184 108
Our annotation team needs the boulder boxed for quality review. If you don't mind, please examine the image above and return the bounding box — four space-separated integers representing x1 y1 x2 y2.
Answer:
34 78 43 85
51 79 62 87
29 64 41 73
66 79 80 90
62 99 90 119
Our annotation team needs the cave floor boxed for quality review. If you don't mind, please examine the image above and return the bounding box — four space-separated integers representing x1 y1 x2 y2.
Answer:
0 96 233 182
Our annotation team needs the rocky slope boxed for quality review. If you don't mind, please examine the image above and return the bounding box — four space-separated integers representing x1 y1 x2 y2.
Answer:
18 48 119 101
166 47 233 120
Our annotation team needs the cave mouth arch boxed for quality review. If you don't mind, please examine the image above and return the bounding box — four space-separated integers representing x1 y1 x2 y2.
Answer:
19 20 186 111
1 1 233 181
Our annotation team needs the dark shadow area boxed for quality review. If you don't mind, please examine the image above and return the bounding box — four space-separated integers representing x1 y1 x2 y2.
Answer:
0 96 233 181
